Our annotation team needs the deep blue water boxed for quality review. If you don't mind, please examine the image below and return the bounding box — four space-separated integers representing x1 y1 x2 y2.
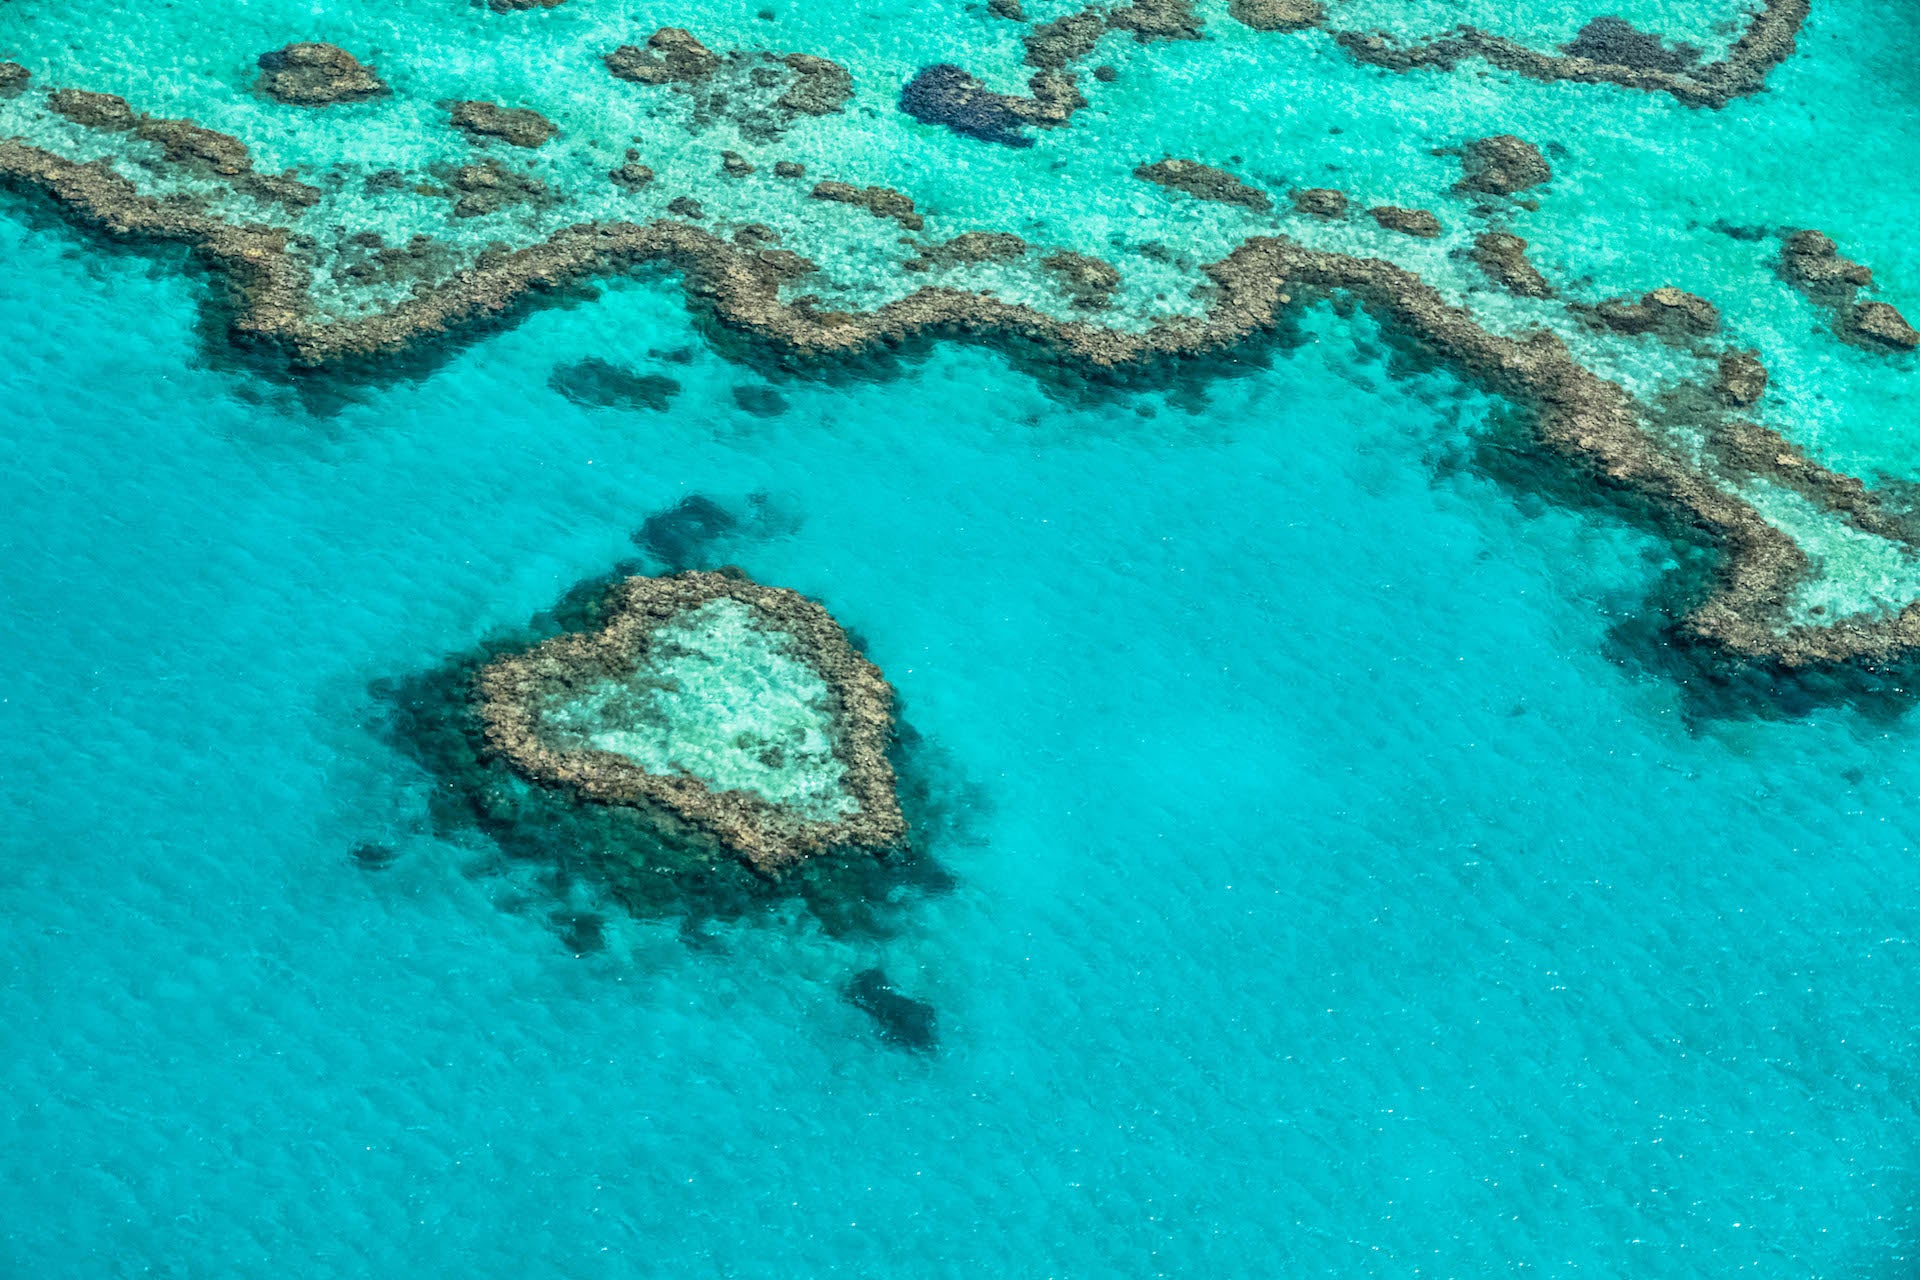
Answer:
5 196 1920 1276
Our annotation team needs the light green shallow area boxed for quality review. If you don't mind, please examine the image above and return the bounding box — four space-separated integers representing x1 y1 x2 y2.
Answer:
543 598 857 818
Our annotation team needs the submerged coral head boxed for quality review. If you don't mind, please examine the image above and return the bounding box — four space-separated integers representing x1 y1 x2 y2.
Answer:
476 570 905 872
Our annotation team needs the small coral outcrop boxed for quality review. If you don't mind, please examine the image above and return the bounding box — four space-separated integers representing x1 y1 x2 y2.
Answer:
1560 17 1701 72
1134 157 1271 211
1370 205 1441 237
1229 0 1324 32
1453 134 1551 196
605 28 721 85
1470 231 1552 297
809 180 923 231
448 100 558 147
477 571 905 872
606 28 853 139
1778 230 1917 352
256 43 386 106
1292 187 1348 219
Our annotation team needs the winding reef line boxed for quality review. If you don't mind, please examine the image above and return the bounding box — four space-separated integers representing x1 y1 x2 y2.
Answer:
0 128 1912 668
1327 0 1812 109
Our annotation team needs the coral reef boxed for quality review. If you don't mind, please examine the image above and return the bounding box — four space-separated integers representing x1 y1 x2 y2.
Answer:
1291 187 1348 220
1848 302 1920 352
1329 0 1809 109
1369 205 1440 237
1041 250 1121 308
442 159 549 217
0 62 28 97
809 181 923 231
477 570 906 872
44 89 319 207
905 0 1217 145
1561 17 1701 73
1587 287 1721 343
1453 134 1550 196
1470 232 1551 297
1715 350 1769 408
256 43 385 106
1229 0 1324 33
610 154 655 190
549 358 680 410
448 100 557 147
1779 229 1873 298
2 58 1916 669
606 27 852 140
1779 230 1918 352
904 231 1028 272
1105 0 1203 44
605 27 720 84
1135 158 1271 211
899 63 1080 147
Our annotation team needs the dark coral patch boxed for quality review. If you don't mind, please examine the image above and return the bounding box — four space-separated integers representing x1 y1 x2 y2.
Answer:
845 968 938 1051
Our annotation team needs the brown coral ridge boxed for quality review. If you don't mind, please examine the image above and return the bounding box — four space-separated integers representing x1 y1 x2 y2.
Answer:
605 27 852 139
256 43 386 106
476 571 906 872
1135 158 1272 212
43 89 320 208
1778 230 1919 352
448 100 557 147
1330 0 1809 109
6 132 1919 665
0 61 31 97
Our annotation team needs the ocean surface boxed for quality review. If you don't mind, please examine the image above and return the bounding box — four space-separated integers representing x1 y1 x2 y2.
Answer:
5 0 1920 1275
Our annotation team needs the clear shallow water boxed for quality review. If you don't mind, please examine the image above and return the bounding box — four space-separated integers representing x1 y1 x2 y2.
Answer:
5 1 1920 1276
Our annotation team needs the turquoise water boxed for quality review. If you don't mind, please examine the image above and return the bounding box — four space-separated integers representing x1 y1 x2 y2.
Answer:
7 0 1920 1275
